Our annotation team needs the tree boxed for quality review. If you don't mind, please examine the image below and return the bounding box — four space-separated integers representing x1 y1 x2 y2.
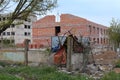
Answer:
0 0 57 34
0 0 10 12
107 18 120 51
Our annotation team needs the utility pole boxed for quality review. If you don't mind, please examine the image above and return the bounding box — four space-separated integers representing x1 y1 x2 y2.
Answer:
24 39 30 66
67 36 73 72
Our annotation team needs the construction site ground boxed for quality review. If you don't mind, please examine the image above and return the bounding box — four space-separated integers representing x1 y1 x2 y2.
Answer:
52 49 120 80
85 50 120 79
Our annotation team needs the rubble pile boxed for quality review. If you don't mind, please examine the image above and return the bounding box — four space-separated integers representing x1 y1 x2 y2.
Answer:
57 50 119 79
85 50 118 79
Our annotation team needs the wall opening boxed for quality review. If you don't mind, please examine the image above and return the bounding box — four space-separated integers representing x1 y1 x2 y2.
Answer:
55 13 60 22
55 26 61 36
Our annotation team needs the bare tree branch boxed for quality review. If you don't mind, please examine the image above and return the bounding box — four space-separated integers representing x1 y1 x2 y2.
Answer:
0 0 57 34
0 0 10 12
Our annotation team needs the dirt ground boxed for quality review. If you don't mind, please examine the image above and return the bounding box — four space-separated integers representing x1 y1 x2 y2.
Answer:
93 50 118 65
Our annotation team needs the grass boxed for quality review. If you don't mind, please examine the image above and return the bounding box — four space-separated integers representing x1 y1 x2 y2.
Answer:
100 71 120 80
0 74 23 80
2 63 120 80
0 65 93 80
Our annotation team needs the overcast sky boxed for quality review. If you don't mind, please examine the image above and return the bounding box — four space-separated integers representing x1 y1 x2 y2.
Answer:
47 0 120 26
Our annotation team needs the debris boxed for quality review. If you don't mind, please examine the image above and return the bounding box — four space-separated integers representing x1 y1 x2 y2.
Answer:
51 31 119 79
94 51 117 65
113 68 120 73
54 46 66 65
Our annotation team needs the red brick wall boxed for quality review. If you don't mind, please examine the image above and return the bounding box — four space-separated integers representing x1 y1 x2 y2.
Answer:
60 14 87 24
32 27 55 47
32 14 108 48
34 15 55 24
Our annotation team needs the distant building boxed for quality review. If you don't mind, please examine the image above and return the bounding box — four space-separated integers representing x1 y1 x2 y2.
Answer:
0 14 37 45
32 14 108 48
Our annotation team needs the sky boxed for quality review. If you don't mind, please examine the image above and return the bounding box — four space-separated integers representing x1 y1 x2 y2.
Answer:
46 0 120 27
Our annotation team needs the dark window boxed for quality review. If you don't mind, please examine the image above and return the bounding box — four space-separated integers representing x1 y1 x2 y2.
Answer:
24 32 27 36
101 38 102 44
28 32 31 35
97 28 99 34
97 38 99 44
93 38 96 42
89 25 91 34
0 18 1 21
25 18 31 22
7 32 10 35
29 40 31 43
25 19 27 21
24 25 27 28
55 26 61 36
93 26 95 33
11 32 15 35
3 17 6 21
28 25 31 29
104 38 105 44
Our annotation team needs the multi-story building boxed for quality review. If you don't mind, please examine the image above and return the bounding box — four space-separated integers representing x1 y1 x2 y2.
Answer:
0 14 37 45
32 14 108 48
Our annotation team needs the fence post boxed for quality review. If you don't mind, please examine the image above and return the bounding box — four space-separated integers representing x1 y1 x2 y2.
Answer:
67 36 73 72
24 39 30 66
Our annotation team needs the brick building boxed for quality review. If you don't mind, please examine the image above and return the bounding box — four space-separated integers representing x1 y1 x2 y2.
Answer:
32 14 108 48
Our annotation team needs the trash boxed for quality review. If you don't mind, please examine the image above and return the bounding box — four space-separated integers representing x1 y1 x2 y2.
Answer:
54 46 66 65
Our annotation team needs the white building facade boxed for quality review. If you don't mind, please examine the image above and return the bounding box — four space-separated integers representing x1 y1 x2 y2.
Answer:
0 14 37 45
